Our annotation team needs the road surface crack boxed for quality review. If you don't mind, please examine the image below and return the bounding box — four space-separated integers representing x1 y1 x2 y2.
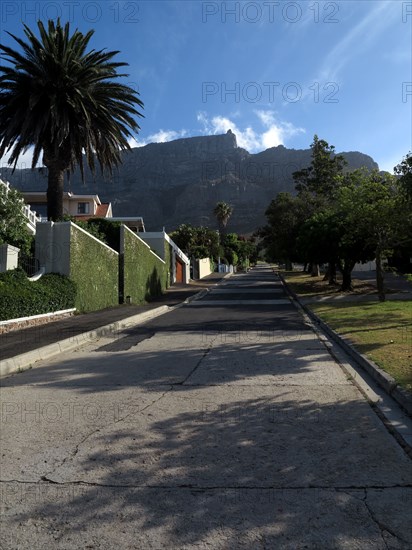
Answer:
177 337 219 386
360 488 409 549
40 386 173 481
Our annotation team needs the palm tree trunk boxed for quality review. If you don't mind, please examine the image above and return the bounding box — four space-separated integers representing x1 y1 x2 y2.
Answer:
47 164 65 221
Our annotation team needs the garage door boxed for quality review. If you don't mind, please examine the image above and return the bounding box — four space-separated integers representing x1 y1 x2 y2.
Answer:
176 258 184 283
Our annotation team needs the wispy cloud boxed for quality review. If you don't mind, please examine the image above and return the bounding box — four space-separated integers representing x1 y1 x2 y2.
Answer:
197 110 305 151
317 1 397 81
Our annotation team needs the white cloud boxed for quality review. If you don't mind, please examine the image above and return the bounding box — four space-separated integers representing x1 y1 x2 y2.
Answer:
148 129 188 142
128 128 188 149
197 110 305 152
127 136 147 148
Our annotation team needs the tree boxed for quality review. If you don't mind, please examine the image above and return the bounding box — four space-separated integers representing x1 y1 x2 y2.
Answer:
337 170 410 300
394 152 412 200
170 224 220 261
213 201 233 235
260 192 307 269
0 19 143 221
293 135 346 197
293 135 346 279
0 183 32 254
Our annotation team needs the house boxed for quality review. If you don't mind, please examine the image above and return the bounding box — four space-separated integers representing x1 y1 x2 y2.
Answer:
21 191 112 221
21 190 146 233
110 217 145 233
141 231 190 284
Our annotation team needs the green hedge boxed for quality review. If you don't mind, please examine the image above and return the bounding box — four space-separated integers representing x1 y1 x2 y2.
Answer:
121 227 167 304
86 218 122 252
70 223 119 312
0 268 76 321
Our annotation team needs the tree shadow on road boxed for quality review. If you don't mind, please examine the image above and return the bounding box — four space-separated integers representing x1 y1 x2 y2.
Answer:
2 396 412 549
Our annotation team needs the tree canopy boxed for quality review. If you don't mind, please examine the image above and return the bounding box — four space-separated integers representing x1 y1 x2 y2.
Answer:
0 19 144 220
261 136 412 298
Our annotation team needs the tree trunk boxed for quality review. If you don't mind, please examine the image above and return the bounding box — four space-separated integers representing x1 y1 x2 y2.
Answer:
311 263 320 277
323 262 337 284
376 249 386 302
340 260 355 291
328 262 337 285
47 164 65 221
285 259 292 270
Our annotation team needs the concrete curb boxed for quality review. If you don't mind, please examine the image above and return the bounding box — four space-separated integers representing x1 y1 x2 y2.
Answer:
0 305 173 378
0 308 76 327
278 273 412 417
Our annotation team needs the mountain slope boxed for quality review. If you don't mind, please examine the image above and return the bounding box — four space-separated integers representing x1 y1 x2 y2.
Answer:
1 131 379 233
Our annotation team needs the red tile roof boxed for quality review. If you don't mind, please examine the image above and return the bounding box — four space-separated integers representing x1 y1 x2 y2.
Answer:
73 203 111 221
96 203 110 217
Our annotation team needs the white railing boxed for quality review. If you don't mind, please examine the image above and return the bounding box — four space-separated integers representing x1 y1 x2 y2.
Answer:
0 178 42 233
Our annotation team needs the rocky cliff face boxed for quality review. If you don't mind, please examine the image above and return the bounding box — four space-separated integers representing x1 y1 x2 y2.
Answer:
2 131 379 234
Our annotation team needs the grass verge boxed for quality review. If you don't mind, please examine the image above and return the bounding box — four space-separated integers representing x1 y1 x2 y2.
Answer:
283 272 412 391
282 270 378 296
310 302 412 392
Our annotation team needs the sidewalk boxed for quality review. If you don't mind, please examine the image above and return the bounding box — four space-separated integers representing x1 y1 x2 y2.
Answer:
300 270 412 304
0 273 228 364
352 270 412 293
300 292 411 304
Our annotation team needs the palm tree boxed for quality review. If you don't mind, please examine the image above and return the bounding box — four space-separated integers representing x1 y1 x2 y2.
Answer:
0 19 143 220
213 201 233 235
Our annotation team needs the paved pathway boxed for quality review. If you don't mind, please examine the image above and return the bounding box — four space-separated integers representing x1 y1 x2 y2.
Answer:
1 266 411 549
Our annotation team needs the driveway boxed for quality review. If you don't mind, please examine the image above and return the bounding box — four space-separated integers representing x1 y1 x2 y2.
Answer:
1 265 411 549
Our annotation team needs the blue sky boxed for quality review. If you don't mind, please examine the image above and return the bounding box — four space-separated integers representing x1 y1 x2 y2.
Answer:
0 0 411 172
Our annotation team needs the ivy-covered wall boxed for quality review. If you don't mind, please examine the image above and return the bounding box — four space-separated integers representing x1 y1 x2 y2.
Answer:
164 241 173 288
120 226 167 305
70 223 119 312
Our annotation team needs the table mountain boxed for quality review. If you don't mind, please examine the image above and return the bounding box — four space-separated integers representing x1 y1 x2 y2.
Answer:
1 131 379 234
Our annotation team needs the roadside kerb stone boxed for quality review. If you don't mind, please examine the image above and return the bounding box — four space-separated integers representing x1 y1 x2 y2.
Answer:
0 274 232 378
278 272 412 417
0 289 211 378
0 305 170 378
182 272 232 304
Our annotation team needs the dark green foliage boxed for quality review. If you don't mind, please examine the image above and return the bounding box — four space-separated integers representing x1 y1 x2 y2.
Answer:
394 152 412 200
170 224 220 260
0 183 33 254
63 217 121 250
221 233 257 268
293 135 346 198
259 192 307 265
0 268 76 321
213 201 233 234
121 227 168 305
70 223 118 312
86 218 121 252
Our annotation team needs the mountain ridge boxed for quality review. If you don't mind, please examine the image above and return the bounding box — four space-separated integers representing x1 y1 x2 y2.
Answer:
1 132 379 233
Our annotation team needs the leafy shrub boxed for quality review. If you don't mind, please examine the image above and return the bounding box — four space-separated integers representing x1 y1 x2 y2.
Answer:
0 184 33 254
74 220 107 243
87 218 121 251
0 269 76 321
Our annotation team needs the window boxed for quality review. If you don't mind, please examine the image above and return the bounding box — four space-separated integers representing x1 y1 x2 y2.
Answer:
77 202 90 214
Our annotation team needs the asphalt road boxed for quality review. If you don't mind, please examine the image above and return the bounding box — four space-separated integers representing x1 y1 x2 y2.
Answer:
1 265 412 549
